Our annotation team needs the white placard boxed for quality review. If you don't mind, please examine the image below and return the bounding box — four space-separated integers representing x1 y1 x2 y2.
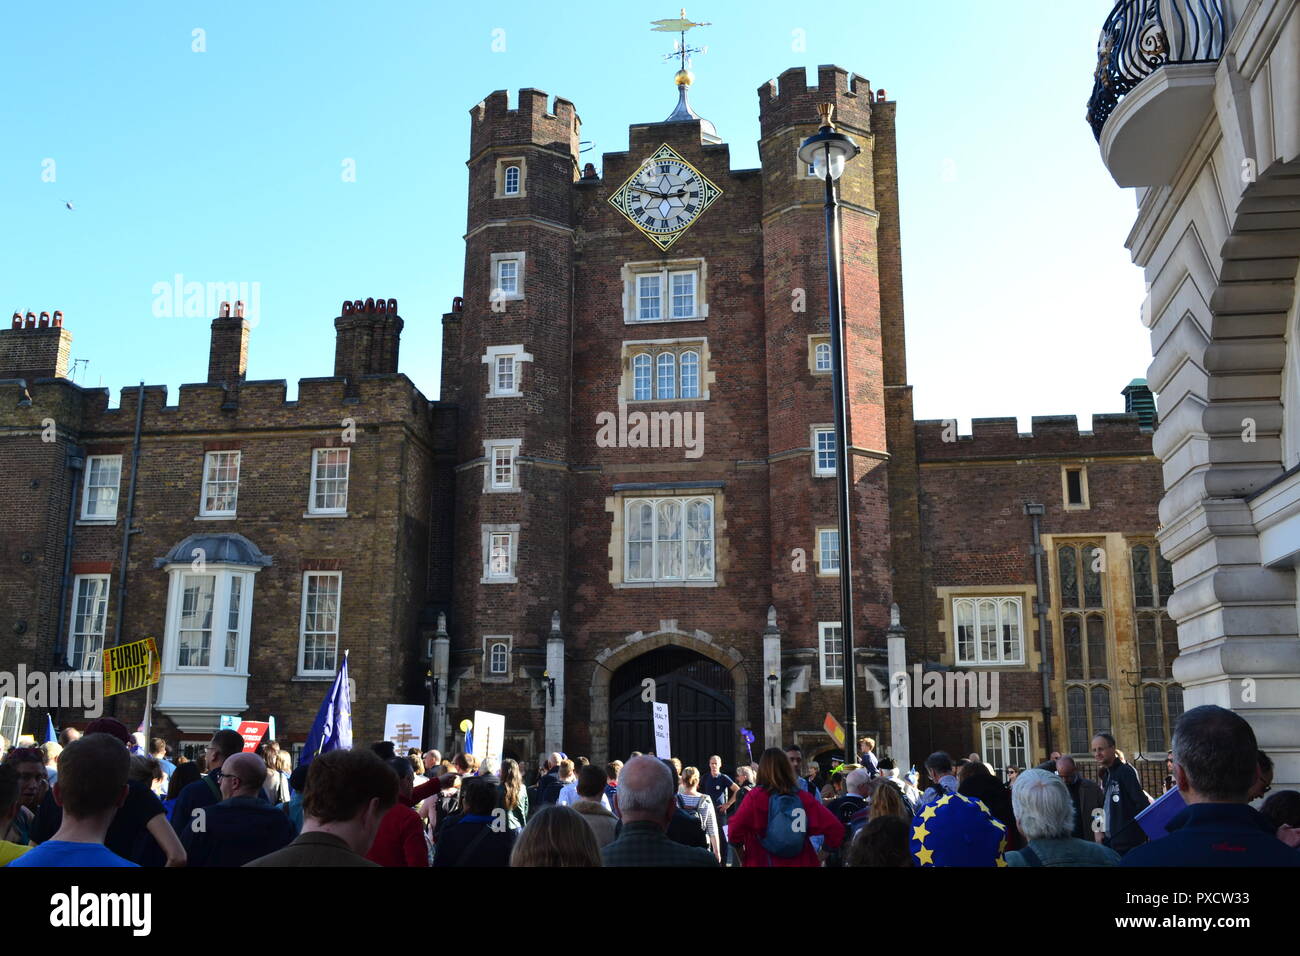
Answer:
472 709 506 775
383 704 425 756
652 701 671 759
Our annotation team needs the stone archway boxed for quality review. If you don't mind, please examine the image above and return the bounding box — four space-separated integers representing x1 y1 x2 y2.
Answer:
589 624 749 766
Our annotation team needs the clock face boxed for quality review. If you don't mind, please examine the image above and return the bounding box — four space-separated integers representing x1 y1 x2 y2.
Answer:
609 144 722 251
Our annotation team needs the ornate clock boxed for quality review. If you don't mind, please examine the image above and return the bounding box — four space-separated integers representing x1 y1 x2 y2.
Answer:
608 143 722 251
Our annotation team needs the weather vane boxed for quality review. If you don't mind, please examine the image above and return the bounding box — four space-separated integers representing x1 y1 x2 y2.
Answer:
651 9 710 76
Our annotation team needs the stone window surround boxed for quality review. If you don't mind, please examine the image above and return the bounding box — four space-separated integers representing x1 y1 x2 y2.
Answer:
979 715 1038 777
621 257 709 324
620 336 713 403
605 485 726 589
951 594 1027 667
490 251 526 302
808 334 832 375
934 584 1041 673
482 438 522 493
494 156 527 199
811 424 836 477
815 526 839 576
483 635 513 682
481 523 519 584
1062 464 1091 511
482 344 533 398
818 621 843 686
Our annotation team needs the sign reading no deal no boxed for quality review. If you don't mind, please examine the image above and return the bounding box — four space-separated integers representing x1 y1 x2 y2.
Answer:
652 702 671 759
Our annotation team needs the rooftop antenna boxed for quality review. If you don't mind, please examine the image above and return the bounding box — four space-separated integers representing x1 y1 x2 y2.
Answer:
68 358 89 383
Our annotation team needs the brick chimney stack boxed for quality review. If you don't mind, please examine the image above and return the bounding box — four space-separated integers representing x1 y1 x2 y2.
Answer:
208 300 250 386
334 297 403 381
1 310 73 379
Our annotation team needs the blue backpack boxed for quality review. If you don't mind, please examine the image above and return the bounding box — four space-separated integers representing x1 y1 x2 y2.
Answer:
760 792 806 859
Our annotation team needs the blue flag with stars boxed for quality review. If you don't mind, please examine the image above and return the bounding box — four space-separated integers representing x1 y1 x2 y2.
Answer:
302 651 352 766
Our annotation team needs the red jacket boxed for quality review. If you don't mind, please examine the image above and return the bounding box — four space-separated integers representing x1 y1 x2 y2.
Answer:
365 804 429 867
727 787 844 867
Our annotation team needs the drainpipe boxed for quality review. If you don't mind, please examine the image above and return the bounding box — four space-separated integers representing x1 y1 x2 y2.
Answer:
1024 502 1052 755
51 445 86 726
112 384 146 651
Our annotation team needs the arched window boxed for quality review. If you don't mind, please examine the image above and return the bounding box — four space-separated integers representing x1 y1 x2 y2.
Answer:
632 353 652 401
815 341 832 372
679 351 699 398
656 352 676 399
489 641 509 674
624 496 715 584
504 165 520 195
685 498 713 579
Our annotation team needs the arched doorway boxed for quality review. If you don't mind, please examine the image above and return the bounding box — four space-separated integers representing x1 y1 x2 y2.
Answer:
609 646 734 772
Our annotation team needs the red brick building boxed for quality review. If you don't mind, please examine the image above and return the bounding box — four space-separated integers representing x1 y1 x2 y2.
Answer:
0 65 1177 777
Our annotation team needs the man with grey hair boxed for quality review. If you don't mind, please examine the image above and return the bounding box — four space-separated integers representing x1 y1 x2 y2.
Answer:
1004 769 1120 866
1056 755 1103 840
1121 706 1300 867
601 756 718 867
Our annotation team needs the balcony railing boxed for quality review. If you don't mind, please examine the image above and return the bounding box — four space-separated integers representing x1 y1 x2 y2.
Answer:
1087 0 1226 140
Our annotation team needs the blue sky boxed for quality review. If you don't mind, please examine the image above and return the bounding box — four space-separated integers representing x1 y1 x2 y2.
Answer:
1 1 1147 431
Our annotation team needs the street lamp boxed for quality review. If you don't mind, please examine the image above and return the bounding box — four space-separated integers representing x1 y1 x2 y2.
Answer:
798 103 861 765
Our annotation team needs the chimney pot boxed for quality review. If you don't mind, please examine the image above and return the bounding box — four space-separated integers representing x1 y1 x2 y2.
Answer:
364 296 375 311
11 312 21 330
452 296 464 313
38 311 50 328
387 298 397 313
52 310 63 327
234 300 245 318
24 312 36 329
877 89 887 102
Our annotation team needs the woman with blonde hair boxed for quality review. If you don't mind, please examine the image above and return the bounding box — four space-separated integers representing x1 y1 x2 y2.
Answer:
509 804 602 867
867 777 912 822
677 766 722 861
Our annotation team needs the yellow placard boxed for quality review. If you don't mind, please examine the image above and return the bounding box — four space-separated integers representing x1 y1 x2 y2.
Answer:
102 638 161 697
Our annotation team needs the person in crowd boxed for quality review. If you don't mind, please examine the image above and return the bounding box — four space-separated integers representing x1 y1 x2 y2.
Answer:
536 752 564 806
700 754 738 826
1163 750 1176 794
262 749 292 805
150 738 175 779
805 759 822 797
58 727 82 747
129 753 167 798
511 804 602 867
170 728 248 837
1006 767 1021 784
570 764 619 849
844 815 911 867
729 764 756 814
432 776 516 867
1249 750 1274 801
868 777 914 823
828 767 870 829
423 749 442 774
858 737 880 778
9 734 138 867
246 749 396 867
908 790 1006 867
656 759 711 850
1260 790 1300 831
1121 706 1300 867
919 752 959 808
557 757 611 809
0 765 32 865
32 718 185 867
163 762 202 822
1003 769 1121 867
284 764 310 834
41 741 61 786
1056 755 1103 841
821 766 847 803
604 760 622 818
1093 732 1150 856
677 766 722 861
728 747 844 867
180 751 296 867
1 746 47 845
601 756 718 867
408 753 427 789
498 758 528 830
958 759 1020 850
366 758 429 867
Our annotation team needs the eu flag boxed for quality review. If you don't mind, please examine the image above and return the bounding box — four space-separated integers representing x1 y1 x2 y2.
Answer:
301 651 352 766
43 714 56 744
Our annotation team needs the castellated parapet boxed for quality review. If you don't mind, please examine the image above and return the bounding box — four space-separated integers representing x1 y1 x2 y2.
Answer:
915 413 1157 461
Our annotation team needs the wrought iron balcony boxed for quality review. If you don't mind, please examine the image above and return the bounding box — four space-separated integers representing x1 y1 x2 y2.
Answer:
1087 0 1227 141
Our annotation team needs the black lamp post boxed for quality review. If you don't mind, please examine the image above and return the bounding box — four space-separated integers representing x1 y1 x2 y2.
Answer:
798 103 861 763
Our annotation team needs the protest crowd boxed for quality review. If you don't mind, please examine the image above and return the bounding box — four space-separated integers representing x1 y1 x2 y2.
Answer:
2 704 1298 868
